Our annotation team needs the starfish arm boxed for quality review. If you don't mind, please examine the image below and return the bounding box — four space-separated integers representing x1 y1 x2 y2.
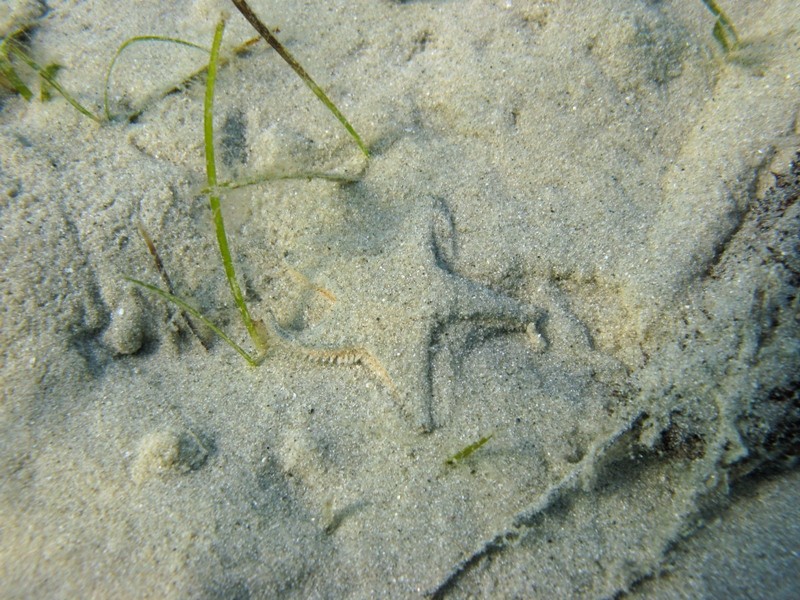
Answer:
381 325 436 432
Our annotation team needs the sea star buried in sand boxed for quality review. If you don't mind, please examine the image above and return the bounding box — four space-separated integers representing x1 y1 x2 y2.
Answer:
266 196 544 432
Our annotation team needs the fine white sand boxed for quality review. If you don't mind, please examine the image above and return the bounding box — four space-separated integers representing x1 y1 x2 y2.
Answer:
1 0 798 597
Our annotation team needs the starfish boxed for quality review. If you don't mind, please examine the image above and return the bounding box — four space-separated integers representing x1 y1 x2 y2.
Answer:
265 196 544 432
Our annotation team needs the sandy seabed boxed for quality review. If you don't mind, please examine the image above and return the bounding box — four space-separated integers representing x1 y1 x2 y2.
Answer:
1 0 799 597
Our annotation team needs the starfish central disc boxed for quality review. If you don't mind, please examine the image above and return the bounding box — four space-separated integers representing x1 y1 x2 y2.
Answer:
267 197 543 432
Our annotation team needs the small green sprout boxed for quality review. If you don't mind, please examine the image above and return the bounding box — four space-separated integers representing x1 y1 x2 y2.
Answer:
445 433 494 466
0 37 33 99
0 30 100 121
38 62 62 101
700 0 739 53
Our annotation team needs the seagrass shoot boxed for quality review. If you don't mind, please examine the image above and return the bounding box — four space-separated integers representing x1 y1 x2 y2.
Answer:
127 3 370 365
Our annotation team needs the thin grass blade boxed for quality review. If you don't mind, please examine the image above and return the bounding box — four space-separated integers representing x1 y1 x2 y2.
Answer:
103 35 209 121
125 277 263 365
229 0 369 157
205 18 268 356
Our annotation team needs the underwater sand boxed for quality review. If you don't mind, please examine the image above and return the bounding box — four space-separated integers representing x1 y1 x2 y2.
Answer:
1 0 799 597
